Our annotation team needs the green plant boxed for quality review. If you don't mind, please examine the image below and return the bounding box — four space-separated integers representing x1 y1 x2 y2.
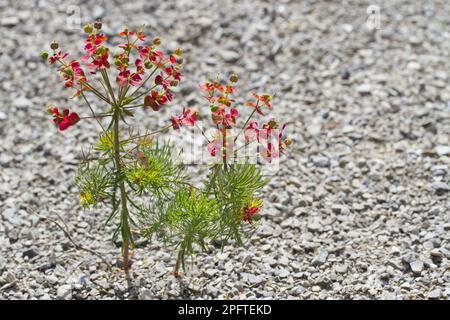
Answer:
42 22 290 277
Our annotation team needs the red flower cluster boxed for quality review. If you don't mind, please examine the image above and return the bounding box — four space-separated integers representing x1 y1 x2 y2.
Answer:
246 93 272 115
59 60 87 88
200 75 290 162
171 108 198 130
200 80 238 128
244 120 289 163
243 205 260 224
49 107 80 131
82 33 110 71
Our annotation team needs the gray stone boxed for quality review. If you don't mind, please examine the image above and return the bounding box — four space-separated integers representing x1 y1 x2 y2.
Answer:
307 221 323 233
220 50 240 63
312 249 329 266
335 264 348 274
432 182 449 194
428 289 441 299
13 97 32 108
56 285 72 300
312 156 330 168
435 145 450 156
410 260 424 274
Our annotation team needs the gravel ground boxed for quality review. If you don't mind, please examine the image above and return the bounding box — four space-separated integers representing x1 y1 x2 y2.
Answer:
0 0 449 300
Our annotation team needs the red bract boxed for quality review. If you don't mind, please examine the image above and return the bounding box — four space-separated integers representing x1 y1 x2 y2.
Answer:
51 107 80 131
223 108 238 127
171 108 198 130
243 205 260 224
58 60 87 87
260 142 279 163
49 51 69 64
82 34 110 71
207 138 222 157
244 122 259 143
246 93 273 116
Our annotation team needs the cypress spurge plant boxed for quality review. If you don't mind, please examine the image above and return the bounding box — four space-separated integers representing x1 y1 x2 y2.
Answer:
42 22 291 277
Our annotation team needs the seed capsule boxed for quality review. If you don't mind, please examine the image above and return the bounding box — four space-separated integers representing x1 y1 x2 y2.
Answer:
174 48 183 56
152 37 161 46
94 20 102 29
230 73 238 83
83 23 93 34
40 51 49 60
50 41 59 50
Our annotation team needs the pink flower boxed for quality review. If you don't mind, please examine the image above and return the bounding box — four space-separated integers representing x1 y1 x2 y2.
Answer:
181 109 197 126
171 108 197 130
260 142 279 163
117 70 130 87
244 122 259 143
207 138 222 157
223 108 238 127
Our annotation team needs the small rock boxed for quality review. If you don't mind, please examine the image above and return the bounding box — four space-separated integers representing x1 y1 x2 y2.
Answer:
430 249 442 257
139 289 153 300
307 123 321 135
57 284 72 300
407 61 421 71
220 50 240 63
410 260 424 274
307 221 323 233
356 83 372 94
335 264 348 274
432 182 449 194
45 275 59 285
23 248 39 259
1 16 19 27
275 268 290 278
205 269 218 277
0 112 7 121
247 274 264 285
14 97 32 108
312 249 329 266
428 289 441 299
312 156 330 168
435 145 450 156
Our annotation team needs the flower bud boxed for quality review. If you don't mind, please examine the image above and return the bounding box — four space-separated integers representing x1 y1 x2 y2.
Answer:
152 37 161 46
284 138 292 146
50 41 59 50
170 80 179 87
176 57 183 65
263 94 272 102
267 119 278 128
144 61 152 69
94 20 102 30
83 23 94 34
174 47 183 56
40 51 49 60
230 73 238 83
46 105 55 114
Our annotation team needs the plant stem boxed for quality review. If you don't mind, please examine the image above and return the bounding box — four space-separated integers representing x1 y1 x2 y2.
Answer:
174 248 183 277
113 108 132 272
105 65 133 273
222 127 228 171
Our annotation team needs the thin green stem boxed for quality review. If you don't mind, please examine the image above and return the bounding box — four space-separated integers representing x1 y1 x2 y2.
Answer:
113 105 132 272
80 91 112 143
